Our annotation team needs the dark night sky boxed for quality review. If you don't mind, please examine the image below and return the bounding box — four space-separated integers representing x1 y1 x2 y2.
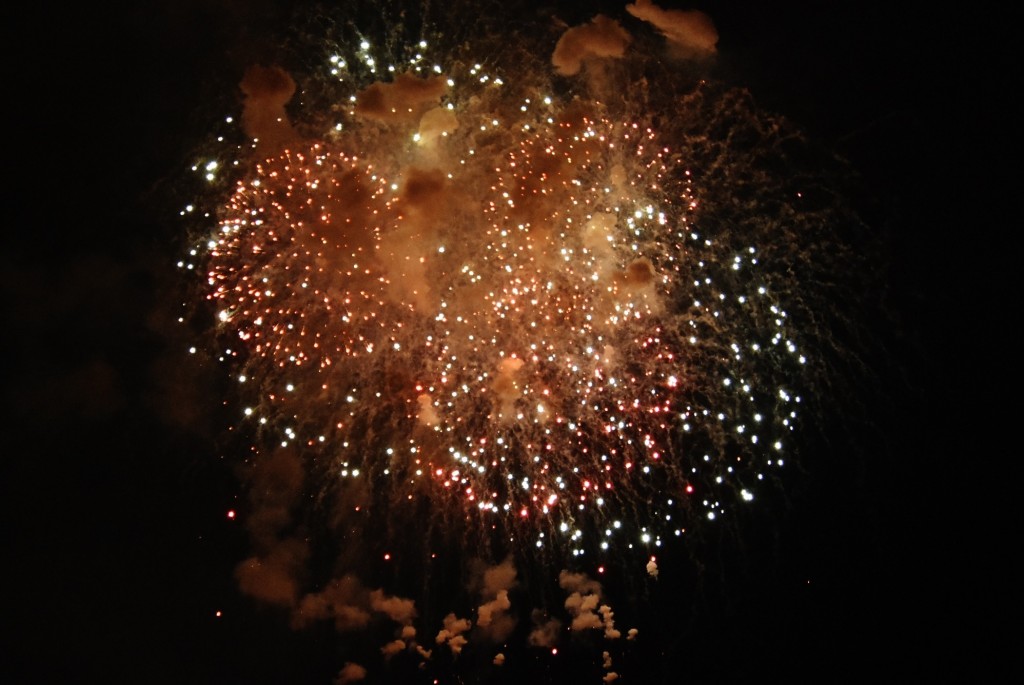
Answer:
4 1 1009 682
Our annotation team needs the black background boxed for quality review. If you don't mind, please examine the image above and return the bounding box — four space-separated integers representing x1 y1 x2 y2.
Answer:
5 1 1008 682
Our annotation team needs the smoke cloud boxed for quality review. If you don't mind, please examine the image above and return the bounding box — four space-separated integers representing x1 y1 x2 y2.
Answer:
355 73 448 123
558 570 623 638
292 575 371 631
528 610 563 647
381 639 407 657
626 0 718 56
370 589 418 626
334 662 367 684
492 357 525 420
235 537 308 607
417 106 459 147
239 65 299 157
234 448 309 607
552 15 632 76
559 570 604 631
473 557 518 640
558 569 601 595
289 576 418 636
244 447 305 549
599 604 621 640
436 613 472 655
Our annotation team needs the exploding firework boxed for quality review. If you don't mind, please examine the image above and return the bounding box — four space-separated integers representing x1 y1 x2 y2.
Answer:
182 1 869 680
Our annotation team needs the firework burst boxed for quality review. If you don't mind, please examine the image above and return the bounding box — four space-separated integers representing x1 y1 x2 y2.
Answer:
182 1 866 679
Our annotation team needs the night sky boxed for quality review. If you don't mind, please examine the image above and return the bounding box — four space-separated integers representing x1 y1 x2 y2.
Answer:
5 1 1007 682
